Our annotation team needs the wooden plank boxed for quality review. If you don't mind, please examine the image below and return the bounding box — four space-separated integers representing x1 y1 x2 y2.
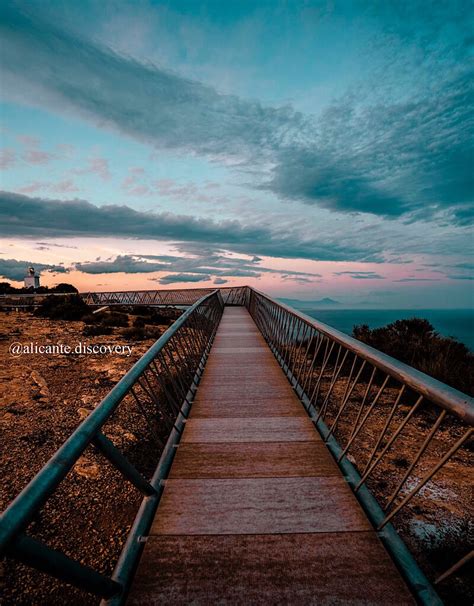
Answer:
211 346 270 353
169 442 339 478
182 417 320 443
151 477 371 535
194 384 295 402
128 532 415 606
190 397 306 418
199 375 290 389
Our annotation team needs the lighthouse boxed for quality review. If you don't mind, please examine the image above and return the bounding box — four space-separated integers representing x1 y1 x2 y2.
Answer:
24 267 40 290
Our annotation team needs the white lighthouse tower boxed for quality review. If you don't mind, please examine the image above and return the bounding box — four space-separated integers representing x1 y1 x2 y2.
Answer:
24 267 40 290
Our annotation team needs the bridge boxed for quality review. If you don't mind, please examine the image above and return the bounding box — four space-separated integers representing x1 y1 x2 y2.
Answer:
1 287 472 605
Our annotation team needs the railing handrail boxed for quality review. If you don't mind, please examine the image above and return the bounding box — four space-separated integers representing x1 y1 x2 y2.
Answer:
0 289 220 553
248 287 474 424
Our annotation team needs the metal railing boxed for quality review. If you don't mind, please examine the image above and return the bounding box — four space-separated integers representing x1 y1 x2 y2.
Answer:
247 288 473 605
82 286 249 307
0 290 224 604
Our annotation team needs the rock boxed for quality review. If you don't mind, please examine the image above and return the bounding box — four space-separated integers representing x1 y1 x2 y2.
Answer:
80 394 96 407
73 456 100 480
123 432 138 443
77 408 92 420
30 371 50 400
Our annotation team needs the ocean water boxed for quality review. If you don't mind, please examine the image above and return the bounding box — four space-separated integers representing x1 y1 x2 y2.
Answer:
301 308 474 351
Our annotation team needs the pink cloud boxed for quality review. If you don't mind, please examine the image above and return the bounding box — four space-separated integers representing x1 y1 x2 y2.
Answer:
22 149 55 165
73 157 111 180
17 135 40 147
18 179 80 194
0 148 16 169
52 179 80 193
18 181 45 193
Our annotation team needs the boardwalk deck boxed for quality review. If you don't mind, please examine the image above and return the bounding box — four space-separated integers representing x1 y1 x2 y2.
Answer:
127 307 415 605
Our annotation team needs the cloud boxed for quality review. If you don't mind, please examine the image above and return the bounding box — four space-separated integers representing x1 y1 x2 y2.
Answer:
334 271 385 280
157 273 211 285
448 275 474 281
1 4 471 222
213 277 228 285
74 249 321 284
22 149 54 165
36 242 78 250
0 148 16 169
19 179 80 194
0 191 381 262
75 255 168 274
394 277 441 282
73 157 111 181
0 257 69 281
450 262 474 270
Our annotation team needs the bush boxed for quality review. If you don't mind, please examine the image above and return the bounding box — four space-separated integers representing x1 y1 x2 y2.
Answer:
133 316 146 328
353 318 473 395
82 313 101 325
51 283 78 293
121 327 146 341
34 295 89 321
83 324 113 336
101 312 129 327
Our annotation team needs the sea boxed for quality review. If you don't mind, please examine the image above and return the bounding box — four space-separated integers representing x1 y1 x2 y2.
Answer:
299 308 474 351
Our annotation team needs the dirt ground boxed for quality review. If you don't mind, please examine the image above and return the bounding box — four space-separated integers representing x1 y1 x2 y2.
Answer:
0 310 170 605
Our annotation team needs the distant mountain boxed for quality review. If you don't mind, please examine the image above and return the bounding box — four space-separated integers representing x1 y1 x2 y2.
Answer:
279 297 341 309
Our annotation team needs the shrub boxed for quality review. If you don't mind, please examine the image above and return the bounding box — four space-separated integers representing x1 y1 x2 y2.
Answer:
83 324 113 336
353 318 473 395
34 295 89 321
133 316 146 328
51 283 78 293
121 327 146 341
82 313 101 325
101 312 129 327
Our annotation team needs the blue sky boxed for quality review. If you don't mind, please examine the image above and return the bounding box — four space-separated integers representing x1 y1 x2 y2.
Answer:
0 0 472 306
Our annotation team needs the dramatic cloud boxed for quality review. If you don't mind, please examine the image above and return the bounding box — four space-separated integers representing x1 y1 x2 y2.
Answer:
0 191 381 263
1 4 472 222
74 250 321 284
0 258 69 281
75 255 169 274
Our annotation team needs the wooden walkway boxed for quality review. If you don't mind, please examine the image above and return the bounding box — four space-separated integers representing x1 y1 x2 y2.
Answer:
127 307 414 605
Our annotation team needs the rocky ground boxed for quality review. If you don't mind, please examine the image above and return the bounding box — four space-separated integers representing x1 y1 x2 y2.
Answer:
0 309 174 605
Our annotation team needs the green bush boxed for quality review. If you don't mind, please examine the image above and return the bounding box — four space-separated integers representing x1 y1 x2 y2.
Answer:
353 318 473 395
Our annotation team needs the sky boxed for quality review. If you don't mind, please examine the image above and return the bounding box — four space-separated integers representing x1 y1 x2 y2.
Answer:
0 0 472 307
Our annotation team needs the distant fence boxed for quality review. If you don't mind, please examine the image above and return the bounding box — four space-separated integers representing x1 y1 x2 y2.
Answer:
81 286 248 307
0 286 248 309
